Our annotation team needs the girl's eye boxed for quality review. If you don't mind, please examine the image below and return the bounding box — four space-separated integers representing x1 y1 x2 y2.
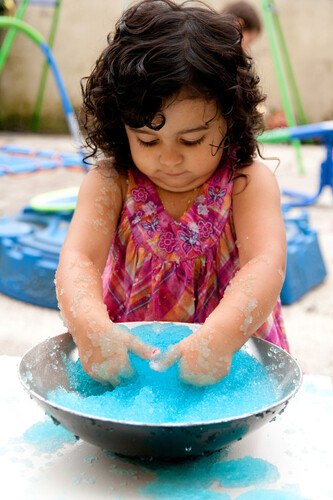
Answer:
137 138 158 147
136 136 205 147
181 136 205 146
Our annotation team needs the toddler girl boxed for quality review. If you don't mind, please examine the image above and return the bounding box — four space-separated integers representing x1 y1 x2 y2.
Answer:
56 0 288 387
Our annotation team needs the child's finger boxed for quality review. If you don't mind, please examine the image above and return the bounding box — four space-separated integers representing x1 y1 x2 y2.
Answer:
149 344 181 372
129 335 161 360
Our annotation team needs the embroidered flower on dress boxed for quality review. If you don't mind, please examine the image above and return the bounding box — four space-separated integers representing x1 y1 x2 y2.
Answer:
198 220 213 239
197 204 209 216
132 210 143 224
189 221 199 233
142 201 157 216
158 231 177 254
195 194 209 216
131 187 149 203
159 212 171 227
196 195 206 204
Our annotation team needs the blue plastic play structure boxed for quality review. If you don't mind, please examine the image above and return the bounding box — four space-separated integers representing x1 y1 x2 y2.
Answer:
260 120 333 208
281 210 327 305
0 207 71 309
259 122 331 303
0 144 86 175
0 16 85 308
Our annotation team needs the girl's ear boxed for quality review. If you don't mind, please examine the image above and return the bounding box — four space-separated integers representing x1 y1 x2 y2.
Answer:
237 17 246 29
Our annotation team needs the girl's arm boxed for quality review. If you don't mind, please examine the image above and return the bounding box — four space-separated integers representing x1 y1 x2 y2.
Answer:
151 161 286 385
56 165 158 385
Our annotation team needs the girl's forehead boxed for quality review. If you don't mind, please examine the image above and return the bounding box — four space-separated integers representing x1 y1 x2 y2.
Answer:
138 96 225 136
164 88 215 107
161 93 219 121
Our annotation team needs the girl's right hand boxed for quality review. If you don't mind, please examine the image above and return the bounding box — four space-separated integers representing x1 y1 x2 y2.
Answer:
77 323 160 386
149 324 234 386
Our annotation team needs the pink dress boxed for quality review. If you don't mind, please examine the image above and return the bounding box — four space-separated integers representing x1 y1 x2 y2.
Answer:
102 160 289 350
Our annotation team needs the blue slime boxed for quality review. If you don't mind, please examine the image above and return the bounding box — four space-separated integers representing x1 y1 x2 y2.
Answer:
47 323 281 424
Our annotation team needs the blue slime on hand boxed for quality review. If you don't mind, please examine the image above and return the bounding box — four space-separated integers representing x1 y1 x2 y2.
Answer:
47 323 281 424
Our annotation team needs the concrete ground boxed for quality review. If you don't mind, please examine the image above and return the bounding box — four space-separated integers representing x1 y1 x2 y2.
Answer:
0 132 332 382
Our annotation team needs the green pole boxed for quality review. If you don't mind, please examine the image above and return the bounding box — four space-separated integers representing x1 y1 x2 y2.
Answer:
0 16 44 46
0 0 30 73
31 0 63 132
272 5 307 125
258 127 291 144
0 17 83 150
261 0 304 173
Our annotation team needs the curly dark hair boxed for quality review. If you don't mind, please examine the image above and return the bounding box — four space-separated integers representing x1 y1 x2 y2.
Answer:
81 0 265 171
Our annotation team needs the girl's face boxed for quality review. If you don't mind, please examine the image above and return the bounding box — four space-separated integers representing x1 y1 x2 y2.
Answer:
124 94 227 193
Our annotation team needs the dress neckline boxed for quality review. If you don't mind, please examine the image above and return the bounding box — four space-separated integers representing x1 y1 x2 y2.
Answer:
153 184 203 223
127 163 234 260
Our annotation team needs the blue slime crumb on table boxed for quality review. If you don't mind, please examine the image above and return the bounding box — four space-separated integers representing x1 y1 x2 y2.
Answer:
47 323 282 424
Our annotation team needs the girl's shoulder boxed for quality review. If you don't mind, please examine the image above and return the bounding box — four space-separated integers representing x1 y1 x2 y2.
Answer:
90 158 129 200
232 160 279 198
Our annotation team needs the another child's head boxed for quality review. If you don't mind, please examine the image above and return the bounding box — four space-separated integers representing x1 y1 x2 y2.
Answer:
81 0 265 172
221 1 262 50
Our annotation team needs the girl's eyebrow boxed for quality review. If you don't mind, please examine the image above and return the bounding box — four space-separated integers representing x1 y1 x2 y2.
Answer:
129 128 157 135
178 124 210 134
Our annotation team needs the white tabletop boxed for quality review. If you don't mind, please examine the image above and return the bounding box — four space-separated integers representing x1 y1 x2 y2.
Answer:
1 355 332 500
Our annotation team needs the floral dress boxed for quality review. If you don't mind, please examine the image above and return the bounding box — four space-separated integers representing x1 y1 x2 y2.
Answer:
102 162 288 350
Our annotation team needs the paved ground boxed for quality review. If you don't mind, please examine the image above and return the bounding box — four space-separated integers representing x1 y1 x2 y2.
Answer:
0 132 332 381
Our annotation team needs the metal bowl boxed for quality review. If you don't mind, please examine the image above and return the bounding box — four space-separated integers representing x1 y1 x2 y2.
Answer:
18 322 302 459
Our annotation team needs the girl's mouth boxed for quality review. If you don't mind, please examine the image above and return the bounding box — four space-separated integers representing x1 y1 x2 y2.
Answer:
165 171 186 177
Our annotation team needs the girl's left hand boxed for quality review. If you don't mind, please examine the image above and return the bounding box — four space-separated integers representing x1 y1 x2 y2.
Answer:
150 325 234 386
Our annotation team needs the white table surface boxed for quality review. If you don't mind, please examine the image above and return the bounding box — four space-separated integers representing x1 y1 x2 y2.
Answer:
1 355 332 500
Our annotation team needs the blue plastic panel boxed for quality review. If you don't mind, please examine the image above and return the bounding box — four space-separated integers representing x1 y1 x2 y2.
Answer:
281 212 327 305
0 207 72 308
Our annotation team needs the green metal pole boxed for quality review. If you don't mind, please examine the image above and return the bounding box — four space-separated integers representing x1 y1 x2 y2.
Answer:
261 0 304 173
261 0 297 127
0 17 83 150
0 16 44 46
258 127 291 144
0 0 30 73
272 5 307 125
31 0 63 132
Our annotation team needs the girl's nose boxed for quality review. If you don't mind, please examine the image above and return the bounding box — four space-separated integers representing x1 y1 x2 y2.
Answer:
159 147 183 167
